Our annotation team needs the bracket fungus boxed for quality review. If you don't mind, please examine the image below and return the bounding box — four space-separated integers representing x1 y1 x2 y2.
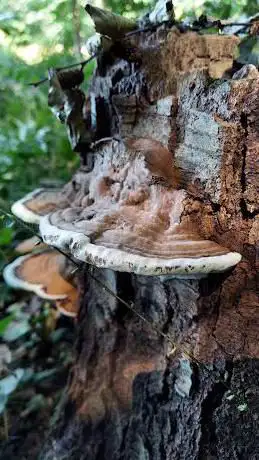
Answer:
3 250 78 317
8 186 80 316
40 139 241 277
11 188 69 225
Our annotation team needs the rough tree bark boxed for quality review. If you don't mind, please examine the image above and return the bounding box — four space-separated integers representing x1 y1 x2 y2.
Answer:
40 22 258 460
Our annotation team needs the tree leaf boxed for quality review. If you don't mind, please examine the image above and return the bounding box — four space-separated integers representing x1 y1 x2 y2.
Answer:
238 36 259 67
20 368 34 384
0 314 14 336
21 394 46 418
3 319 31 342
49 328 67 343
0 368 24 396
0 227 13 246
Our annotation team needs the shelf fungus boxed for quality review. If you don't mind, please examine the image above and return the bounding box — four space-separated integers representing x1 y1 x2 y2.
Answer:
11 188 70 224
39 140 241 277
3 250 78 317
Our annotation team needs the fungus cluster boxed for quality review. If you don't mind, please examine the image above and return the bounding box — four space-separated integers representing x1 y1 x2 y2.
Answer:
4 1 243 317
39 139 241 277
4 191 79 318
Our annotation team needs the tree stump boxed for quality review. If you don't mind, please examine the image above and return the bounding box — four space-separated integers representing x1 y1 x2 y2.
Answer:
39 23 259 460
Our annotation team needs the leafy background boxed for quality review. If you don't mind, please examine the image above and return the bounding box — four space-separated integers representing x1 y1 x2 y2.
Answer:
0 0 257 457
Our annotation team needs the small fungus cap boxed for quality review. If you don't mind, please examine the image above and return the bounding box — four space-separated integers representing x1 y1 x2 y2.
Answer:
11 188 69 224
3 250 78 317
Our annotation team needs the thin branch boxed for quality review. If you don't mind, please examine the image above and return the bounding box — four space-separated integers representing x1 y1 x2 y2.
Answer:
27 16 253 88
28 55 96 87
124 19 252 38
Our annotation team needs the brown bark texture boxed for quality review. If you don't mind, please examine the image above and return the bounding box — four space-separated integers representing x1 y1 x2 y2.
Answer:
40 25 259 460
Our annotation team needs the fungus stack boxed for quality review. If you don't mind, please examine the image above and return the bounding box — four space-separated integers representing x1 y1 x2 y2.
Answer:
5 187 79 317
40 143 241 276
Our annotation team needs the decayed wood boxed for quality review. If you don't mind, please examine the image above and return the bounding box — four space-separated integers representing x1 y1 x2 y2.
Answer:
40 23 258 460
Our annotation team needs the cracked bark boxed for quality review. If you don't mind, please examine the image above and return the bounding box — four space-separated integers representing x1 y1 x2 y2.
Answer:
40 26 258 460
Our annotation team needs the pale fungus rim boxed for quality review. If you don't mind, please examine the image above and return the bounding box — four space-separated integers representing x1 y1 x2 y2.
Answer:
11 188 63 225
40 214 242 277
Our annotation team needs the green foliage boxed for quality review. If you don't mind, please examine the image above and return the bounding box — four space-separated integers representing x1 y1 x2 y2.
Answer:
0 0 94 54
238 36 259 67
0 315 14 335
203 0 258 19
0 228 13 247
0 368 25 413
0 49 79 205
0 0 91 278
103 0 154 17
0 0 96 214
0 299 74 416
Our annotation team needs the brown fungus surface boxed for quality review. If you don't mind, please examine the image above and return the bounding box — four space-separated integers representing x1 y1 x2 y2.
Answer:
40 140 241 276
3 250 79 317
11 188 70 224
11 166 92 226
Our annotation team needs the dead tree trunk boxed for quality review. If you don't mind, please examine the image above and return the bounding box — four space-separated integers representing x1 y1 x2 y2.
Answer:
40 24 259 460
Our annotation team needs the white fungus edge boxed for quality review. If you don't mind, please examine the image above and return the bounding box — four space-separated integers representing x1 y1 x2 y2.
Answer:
55 303 77 318
11 188 48 224
40 215 242 277
11 188 62 225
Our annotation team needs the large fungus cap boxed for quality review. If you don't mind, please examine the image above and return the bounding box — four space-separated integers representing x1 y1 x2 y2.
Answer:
11 188 70 224
3 250 78 317
40 184 241 277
